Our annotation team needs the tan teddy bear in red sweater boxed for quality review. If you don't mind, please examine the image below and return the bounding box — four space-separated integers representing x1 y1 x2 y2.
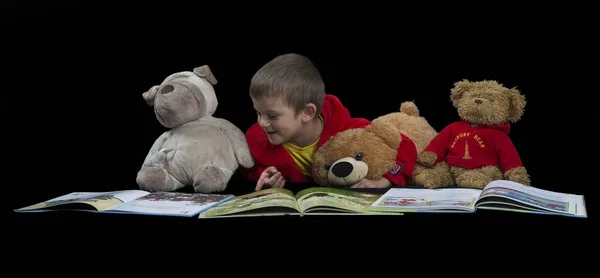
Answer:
415 80 531 189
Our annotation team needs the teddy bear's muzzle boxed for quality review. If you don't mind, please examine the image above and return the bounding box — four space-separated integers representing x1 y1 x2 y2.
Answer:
327 157 369 186
331 161 353 178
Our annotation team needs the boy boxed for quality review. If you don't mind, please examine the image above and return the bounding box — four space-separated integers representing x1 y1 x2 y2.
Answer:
242 53 418 191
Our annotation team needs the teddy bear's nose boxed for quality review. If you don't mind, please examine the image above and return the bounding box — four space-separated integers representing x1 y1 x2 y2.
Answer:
331 161 353 178
160 85 174 95
474 99 483 104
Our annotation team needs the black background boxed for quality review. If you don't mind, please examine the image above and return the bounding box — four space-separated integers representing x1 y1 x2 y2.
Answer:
9 1 597 264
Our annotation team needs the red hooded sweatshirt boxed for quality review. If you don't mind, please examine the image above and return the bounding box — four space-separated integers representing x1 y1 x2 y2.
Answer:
243 94 417 186
423 120 523 172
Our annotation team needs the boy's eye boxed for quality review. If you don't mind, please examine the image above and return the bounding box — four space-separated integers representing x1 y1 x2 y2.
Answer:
268 115 278 119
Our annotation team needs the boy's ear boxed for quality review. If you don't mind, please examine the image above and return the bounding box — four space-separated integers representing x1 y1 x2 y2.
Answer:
301 103 318 122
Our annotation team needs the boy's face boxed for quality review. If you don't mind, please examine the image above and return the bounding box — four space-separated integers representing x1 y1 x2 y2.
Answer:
252 96 303 145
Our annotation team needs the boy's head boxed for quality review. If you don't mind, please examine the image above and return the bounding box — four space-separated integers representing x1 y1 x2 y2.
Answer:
250 53 326 146
250 53 325 116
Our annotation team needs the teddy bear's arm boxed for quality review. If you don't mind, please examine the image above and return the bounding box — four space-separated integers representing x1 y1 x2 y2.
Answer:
141 132 170 167
493 132 524 173
383 133 418 186
216 119 255 169
421 123 456 164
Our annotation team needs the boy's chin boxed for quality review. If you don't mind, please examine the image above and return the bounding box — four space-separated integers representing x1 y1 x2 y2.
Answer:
266 133 284 145
268 138 283 145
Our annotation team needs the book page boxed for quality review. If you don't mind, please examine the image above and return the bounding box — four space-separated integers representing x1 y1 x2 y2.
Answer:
105 192 234 217
15 190 150 212
199 207 301 218
478 180 587 217
110 190 152 203
367 188 482 212
296 187 383 214
198 188 300 218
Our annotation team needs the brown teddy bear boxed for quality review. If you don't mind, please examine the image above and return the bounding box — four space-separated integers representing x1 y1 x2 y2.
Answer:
415 79 530 189
312 101 442 187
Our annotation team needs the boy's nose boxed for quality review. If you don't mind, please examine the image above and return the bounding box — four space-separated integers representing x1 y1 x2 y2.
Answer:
258 118 270 128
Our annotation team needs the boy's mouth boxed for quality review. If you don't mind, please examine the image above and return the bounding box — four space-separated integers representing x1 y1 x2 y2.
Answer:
266 131 277 134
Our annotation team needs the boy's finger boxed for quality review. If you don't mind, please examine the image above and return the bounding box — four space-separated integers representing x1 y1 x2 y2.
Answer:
274 177 284 188
256 176 267 191
268 172 281 182
280 177 287 188
265 166 278 174
272 179 280 188
350 183 362 188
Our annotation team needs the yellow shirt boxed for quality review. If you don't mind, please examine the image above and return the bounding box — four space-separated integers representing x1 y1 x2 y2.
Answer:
283 116 323 177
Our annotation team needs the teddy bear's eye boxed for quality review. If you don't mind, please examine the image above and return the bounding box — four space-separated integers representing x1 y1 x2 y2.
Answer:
324 163 332 170
355 152 364 160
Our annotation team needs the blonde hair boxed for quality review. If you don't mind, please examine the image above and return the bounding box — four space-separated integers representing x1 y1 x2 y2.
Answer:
250 53 325 116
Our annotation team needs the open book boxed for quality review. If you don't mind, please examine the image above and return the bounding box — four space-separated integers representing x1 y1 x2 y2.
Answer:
14 190 234 217
367 180 587 218
198 187 403 218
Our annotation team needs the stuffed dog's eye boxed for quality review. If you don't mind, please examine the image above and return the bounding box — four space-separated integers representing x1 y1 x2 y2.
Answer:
324 163 332 170
355 152 364 160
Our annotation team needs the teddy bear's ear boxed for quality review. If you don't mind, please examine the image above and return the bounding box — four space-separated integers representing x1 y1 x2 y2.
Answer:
366 118 401 150
193 65 217 85
142 85 160 106
505 87 526 122
450 79 471 107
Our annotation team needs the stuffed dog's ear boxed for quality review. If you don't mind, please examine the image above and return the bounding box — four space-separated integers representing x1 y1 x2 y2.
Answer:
142 85 160 106
193 65 217 85
450 79 472 108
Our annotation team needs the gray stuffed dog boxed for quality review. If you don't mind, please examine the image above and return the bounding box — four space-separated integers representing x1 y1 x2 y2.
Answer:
136 65 254 193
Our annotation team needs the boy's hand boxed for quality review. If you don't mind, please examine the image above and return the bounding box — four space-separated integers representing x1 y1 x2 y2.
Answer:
350 177 392 189
256 166 286 191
